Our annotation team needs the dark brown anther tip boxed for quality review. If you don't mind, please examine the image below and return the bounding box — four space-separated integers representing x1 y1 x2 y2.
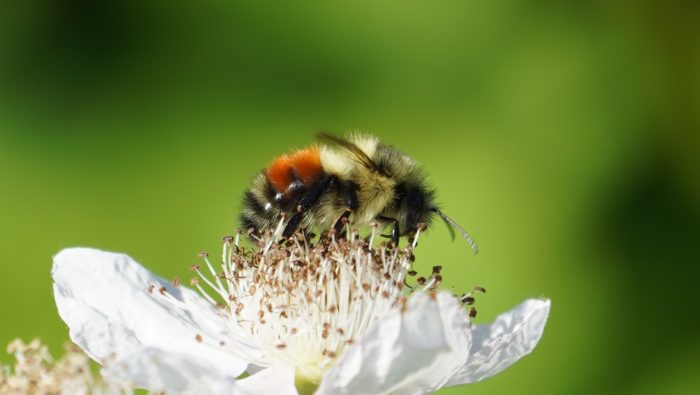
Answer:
461 296 475 305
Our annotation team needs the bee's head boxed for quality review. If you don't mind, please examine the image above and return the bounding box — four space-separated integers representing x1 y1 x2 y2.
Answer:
388 183 436 236
384 183 477 254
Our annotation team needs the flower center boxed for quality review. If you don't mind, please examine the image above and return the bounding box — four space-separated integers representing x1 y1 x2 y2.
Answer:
190 221 441 378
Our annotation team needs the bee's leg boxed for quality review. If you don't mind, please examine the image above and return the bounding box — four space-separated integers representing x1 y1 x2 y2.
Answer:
283 175 338 239
297 175 338 212
282 212 304 239
377 215 400 245
332 181 359 235
333 210 352 235
344 180 359 210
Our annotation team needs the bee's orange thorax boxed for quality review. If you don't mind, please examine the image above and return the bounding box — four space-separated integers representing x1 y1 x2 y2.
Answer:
266 146 323 193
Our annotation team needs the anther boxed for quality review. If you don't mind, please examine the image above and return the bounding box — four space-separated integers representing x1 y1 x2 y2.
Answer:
195 334 203 343
147 284 155 294
276 344 287 350
474 286 486 293
397 296 408 313
172 277 181 288
159 287 167 295
432 265 442 274
469 307 478 318
190 264 200 272
198 252 209 258
417 277 427 285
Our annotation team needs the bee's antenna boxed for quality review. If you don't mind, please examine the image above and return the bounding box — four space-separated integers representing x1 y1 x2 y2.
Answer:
431 208 479 255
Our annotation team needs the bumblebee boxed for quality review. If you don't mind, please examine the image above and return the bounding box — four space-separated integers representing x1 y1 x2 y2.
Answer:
240 132 478 253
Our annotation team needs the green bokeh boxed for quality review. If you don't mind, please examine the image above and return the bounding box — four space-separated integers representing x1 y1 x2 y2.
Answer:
1 1 698 394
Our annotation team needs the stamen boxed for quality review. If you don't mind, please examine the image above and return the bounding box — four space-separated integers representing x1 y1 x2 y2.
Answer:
177 226 483 375
190 278 217 305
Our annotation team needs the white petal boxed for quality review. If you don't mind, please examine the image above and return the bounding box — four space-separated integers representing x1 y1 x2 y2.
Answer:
316 292 471 395
102 347 237 395
52 248 260 377
103 348 297 395
237 364 298 395
445 298 551 386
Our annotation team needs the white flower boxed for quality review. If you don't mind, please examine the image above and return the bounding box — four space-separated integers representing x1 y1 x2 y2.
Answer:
52 225 550 395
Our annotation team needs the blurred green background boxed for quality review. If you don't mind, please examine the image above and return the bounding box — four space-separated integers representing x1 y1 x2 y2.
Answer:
1 1 698 394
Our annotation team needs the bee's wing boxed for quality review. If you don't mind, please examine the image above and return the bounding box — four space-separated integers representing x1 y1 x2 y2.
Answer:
316 132 383 174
